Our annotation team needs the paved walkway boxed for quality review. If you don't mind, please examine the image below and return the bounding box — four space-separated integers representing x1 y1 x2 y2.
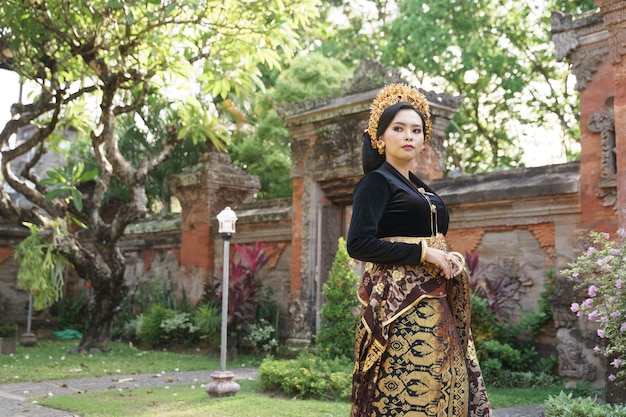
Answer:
0 369 544 417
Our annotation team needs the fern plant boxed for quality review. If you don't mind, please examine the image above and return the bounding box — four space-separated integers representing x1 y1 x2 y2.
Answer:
14 222 69 310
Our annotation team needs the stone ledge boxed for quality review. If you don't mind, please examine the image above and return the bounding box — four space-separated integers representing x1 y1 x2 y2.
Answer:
432 162 580 205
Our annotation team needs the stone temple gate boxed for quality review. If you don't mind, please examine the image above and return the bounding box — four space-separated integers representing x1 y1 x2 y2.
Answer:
279 60 463 342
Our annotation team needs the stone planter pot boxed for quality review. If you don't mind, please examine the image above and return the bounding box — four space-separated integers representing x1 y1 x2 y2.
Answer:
0 336 17 354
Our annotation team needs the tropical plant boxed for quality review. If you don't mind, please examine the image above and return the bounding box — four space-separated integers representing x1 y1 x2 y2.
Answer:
207 242 269 352
0 0 318 352
14 222 70 310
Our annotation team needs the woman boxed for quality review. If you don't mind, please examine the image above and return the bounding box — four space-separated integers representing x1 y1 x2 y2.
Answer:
347 83 493 416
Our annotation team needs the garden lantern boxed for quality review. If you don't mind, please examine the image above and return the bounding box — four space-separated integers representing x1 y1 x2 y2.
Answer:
206 206 240 397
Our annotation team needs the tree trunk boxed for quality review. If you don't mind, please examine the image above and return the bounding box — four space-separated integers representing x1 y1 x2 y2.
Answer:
76 248 128 352
605 351 626 404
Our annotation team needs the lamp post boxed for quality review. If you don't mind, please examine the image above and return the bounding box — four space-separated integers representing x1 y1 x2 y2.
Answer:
206 206 240 397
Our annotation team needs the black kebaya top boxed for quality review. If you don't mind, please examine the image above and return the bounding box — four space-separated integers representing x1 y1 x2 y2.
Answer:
346 162 449 265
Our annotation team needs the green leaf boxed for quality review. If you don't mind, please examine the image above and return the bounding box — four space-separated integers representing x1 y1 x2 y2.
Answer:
44 188 68 201
106 0 124 9
78 169 98 182
71 189 83 211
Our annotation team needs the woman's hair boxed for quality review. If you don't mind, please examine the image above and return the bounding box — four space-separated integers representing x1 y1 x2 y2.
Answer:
362 102 426 174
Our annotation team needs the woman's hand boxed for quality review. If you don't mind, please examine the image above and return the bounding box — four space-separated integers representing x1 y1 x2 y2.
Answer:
425 248 464 279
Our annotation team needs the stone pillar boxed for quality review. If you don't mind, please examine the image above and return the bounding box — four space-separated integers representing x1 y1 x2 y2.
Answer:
593 0 626 231
169 151 259 304
552 10 615 230
592 0 626 404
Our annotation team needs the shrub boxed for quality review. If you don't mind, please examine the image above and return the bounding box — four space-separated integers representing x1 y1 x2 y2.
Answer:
316 237 360 359
484 368 560 389
241 318 278 355
111 281 180 341
137 305 177 347
258 352 352 401
544 391 626 416
160 312 198 344
193 301 221 346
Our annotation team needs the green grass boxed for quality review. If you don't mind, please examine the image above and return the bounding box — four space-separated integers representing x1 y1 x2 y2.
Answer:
38 379 351 417
0 339 258 384
1 339 573 416
36 381 563 417
488 386 565 408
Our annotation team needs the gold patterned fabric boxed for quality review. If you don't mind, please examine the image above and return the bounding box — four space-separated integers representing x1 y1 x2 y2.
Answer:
351 235 493 417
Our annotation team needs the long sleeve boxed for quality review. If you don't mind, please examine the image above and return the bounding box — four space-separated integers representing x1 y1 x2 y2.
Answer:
346 172 424 265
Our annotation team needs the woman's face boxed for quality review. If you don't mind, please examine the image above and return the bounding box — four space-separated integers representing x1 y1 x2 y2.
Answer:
380 108 424 168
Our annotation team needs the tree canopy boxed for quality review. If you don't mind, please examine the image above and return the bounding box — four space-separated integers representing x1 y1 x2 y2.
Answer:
0 0 318 350
228 53 352 199
303 0 596 173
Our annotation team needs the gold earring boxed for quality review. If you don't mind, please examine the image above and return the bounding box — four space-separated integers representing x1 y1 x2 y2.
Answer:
376 140 385 155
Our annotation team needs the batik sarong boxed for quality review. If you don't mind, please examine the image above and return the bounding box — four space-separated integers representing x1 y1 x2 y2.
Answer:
351 235 493 417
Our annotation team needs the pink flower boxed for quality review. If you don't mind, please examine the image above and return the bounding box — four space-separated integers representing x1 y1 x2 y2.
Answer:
621 323 626 331
602 316 609 323
619 228 626 238
572 272 579 278
611 249 620 256
611 311 622 318
609 374 617 381
617 279 622 289
588 310 599 321
582 298 594 308
603 232 610 239
611 358 621 368
598 328 605 337
594 345 601 352
588 286 597 297
587 247 596 255
570 303 580 313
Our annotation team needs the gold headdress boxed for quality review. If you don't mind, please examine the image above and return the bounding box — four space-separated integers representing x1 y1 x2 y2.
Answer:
366 83 432 150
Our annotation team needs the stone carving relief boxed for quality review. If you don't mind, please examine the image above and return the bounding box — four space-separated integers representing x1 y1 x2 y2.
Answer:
471 257 534 323
287 298 311 340
549 275 580 329
587 97 617 209
557 332 597 381
314 120 363 173
551 11 609 91
596 1 626 63
550 230 603 383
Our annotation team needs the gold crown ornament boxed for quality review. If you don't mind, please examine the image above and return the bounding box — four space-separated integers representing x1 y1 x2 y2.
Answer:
366 83 432 151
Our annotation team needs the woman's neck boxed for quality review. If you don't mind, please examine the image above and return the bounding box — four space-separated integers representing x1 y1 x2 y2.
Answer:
385 159 411 179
